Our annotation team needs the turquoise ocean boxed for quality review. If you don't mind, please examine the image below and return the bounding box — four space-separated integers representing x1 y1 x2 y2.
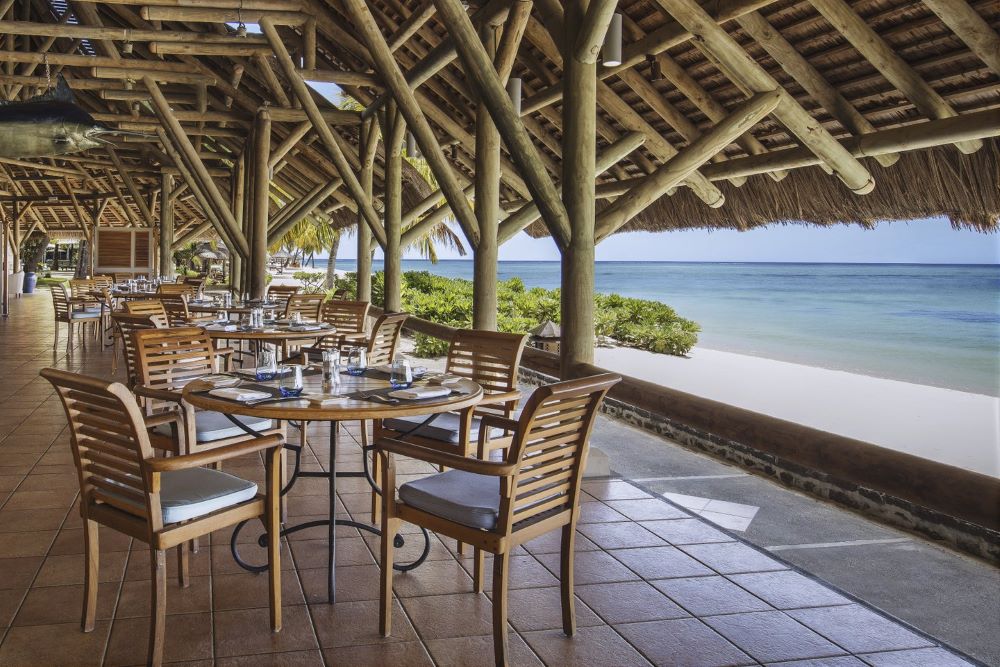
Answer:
307 260 1000 396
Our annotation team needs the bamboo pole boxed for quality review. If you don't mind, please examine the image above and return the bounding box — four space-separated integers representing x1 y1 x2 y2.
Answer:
921 0 1000 77
340 0 482 248
268 181 341 245
102 169 141 229
396 184 475 251
269 122 311 170
259 18 388 249
159 172 175 278
388 1 436 52
297 68 381 88
473 21 502 331
656 0 874 195
357 117 378 302
230 153 245 287
140 6 307 24
431 0 572 250
595 90 782 241
251 110 271 299
574 0 619 63
810 0 981 155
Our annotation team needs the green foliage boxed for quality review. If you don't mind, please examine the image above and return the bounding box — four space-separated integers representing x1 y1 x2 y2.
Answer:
292 271 326 293
347 271 699 358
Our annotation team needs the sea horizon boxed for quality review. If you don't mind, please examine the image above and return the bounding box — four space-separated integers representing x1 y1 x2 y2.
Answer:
295 258 1000 396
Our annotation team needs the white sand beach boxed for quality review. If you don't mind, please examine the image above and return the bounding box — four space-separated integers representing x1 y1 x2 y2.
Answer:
594 345 1000 478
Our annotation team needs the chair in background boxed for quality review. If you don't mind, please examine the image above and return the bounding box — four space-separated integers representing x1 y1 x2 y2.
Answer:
41 368 283 667
299 299 371 364
159 294 215 327
284 293 324 321
51 284 102 352
366 312 408 366
374 373 620 666
267 284 299 306
111 312 167 387
158 283 194 298
124 299 168 320
113 272 133 284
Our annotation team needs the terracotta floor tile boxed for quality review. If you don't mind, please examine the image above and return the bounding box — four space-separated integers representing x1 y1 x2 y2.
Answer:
522 625 653 666
0 507 70 533
461 554 560 591
298 563 381 604
12 583 118 627
536 549 641 585
0 557 43 590
308 599 416 648
48 527 133 555
35 551 128 587
679 542 788 575
605 499 691 522
290 537 374 570
115 575 212 618
786 605 934 654
400 592 495 640
105 612 213 666
729 571 851 610
212 570 305 611
577 522 667 550
859 647 975 666
704 611 846 663
425 634 544 667
0 588 25 628
217 649 326 666
522 530 598 555
615 618 754 667
639 519 735 546
214 605 319 657
653 576 771 616
610 546 714 580
577 501 629 524
0 530 56 558
504 586 604 633
125 547 211 581
0 620 111 667
390 558 475 598
575 581 688 624
322 640 435 666
770 657 867 666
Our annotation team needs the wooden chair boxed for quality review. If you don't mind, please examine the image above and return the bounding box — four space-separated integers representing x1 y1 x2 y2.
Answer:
51 284 102 352
159 294 214 327
111 312 167 388
41 368 283 667
366 312 408 366
266 284 299 305
124 299 168 320
299 299 371 363
113 272 133 284
283 293 324 321
374 373 620 666
94 275 114 290
157 283 194 297
132 327 285 456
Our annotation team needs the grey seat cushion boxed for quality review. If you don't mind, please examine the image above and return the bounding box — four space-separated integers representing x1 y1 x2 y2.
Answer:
382 411 501 445
70 311 102 319
159 467 258 523
399 469 500 530
153 410 274 443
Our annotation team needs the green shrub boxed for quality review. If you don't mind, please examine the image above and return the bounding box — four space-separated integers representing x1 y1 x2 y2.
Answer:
373 271 698 358
293 271 325 293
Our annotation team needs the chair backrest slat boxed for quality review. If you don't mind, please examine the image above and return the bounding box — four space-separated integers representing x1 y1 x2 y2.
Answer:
285 293 324 321
498 374 620 534
69 278 96 299
445 330 527 414
267 284 299 305
124 299 167 319
134 327 216 392
321 299 369 333
367 313 408 366
112 313 166 388
51 284 71 320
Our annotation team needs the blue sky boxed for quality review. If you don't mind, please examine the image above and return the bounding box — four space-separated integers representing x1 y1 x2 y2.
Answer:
328 217 998 264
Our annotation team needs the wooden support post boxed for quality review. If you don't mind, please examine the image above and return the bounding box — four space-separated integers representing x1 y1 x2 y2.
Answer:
382 107 405 313
107 147 156 226
260 19 388 249
921 0 1000 77
230 153 245 288
574 0 619 63
357 117 379 302
251 110 271 299
431 0 572 249
595 90 781 241
474 20 502 331
388 1 436 52
560 0 597 377
159 172 175 278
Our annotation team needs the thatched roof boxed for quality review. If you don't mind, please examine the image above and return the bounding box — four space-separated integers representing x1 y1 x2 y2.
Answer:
1 0 999 241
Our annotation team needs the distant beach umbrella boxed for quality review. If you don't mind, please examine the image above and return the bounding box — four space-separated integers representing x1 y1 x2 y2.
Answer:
197 250 219 260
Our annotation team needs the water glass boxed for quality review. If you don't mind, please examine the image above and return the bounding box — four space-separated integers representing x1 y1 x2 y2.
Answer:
291 311 302 325
346 347 367 376
322 349 340 391
255 348 277 381
390 358 413 389
279 365 304 397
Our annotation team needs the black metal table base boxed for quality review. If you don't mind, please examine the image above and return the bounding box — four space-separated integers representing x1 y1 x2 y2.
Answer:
227 416 431 603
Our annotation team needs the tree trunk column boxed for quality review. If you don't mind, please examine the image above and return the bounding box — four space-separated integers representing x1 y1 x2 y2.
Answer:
230 153 246 290
159 172 175 279
473 22 501 331
383 107 404 313
560 0 597 378
250 109 271 299
357 118 375 302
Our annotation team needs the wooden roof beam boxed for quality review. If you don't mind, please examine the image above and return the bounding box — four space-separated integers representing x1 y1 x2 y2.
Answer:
921 0 1000 77
574 0 619 64
388 1 436 52
810 0 981 155
140 7 308 25
259 17 388 249
595 90 781 242
298 68 381 88
657 0 874 195
107 147 155 227
0 20 272 45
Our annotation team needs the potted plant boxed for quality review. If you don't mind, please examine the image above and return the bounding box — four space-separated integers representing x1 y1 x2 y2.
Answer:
20 232 49 294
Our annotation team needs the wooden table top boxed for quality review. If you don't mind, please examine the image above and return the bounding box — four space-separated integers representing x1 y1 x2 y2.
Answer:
202 324 337 341
182 371 483 421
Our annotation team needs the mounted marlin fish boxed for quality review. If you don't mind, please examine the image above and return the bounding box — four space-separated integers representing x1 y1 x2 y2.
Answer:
0 75 142 158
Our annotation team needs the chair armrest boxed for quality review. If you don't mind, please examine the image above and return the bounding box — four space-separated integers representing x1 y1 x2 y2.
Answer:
476 390 521 407
147 434 285 472
143 411 180 428
479 413 519 433
134 385 184 404
375 437 515 477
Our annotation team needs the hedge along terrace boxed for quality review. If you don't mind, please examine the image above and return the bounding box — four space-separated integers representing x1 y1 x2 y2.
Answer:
328 271 700 358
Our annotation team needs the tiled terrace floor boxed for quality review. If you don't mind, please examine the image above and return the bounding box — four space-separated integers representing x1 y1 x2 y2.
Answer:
0 291 984 666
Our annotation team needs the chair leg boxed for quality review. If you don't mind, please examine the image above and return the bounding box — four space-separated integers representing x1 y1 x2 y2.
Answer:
53 321 59 351
266 449 283 632
378 514 397 637
559 524 576 636
81 517 99 632
177 543 189 588
492 551 510 667
473 547 485 593
148 549 167 667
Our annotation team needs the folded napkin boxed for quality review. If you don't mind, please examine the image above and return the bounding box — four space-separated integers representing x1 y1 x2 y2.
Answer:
196 374 241 389
206 324 237 332
208 387 270 402
288 324 323 331
388 386 451 400
302 393 349 407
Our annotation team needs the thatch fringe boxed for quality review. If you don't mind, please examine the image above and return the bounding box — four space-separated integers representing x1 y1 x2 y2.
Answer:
528 138 1000 238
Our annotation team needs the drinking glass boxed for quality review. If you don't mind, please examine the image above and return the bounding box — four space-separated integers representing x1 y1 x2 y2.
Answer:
279 365 304 397
346 347 367 376
291 311 302 325
255 348 277 381
390 358 413 389
322 349 340 391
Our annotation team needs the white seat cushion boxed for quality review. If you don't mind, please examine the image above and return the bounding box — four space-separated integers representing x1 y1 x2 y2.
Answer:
70 311 102 319
399 469 500 530
153 410 274 443
382 412 489 445
159 467 258 523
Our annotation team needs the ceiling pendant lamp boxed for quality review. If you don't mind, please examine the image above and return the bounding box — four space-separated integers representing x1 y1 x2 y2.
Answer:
406 131 421 158
602 13 623 67
506 77 522 116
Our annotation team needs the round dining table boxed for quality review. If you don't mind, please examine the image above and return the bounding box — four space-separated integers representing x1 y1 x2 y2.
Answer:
183 370 483 603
